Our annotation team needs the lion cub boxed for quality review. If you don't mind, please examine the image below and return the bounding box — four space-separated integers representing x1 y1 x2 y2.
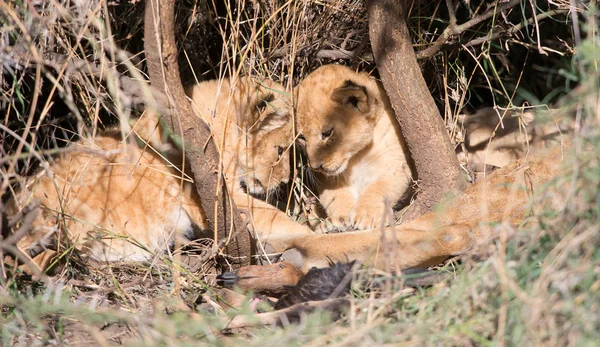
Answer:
11 77 311 270
174 78 314 247
295 65 412 231
10 132 209 268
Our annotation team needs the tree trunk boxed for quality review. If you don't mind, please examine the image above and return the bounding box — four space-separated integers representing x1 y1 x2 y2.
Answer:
367 0 467 221
143 0 251 268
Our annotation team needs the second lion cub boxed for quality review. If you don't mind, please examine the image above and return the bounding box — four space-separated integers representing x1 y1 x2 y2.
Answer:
295 65 412 230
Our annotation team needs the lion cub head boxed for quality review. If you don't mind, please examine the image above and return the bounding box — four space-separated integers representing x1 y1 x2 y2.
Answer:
295 65 384 176
135 78 293 196
232 78 293 195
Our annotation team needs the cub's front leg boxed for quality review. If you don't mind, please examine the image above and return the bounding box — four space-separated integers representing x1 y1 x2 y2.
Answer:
317 185 357 233
233 192 314 253
349 172 410 230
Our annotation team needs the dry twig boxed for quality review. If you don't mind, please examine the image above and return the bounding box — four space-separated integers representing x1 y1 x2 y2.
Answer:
415 0 521 59
0 201 46 278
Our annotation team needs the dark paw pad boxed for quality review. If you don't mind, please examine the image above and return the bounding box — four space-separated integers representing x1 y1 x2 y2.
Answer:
216 271 239 288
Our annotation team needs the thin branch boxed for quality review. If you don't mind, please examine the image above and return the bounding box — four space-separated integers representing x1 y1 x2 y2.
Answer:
464 9 569 48
446 0 457 27
416 0 521 59
528 0 547 55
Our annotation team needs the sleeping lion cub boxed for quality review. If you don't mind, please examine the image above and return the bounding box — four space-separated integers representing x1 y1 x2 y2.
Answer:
295 65 412 231
11 77 312 271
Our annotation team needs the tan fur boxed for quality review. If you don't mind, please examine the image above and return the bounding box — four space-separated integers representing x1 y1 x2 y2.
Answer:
226 262 304 294
11 133 207 269
12 77 313 271
456 107 571 178
295 65 412 230
182 78 314 246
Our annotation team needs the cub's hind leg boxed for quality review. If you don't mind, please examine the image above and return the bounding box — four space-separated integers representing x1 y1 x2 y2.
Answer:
285 141 569 272
287 225 471 272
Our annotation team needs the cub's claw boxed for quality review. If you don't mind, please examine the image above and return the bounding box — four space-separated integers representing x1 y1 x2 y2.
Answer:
216 271 239 288
349 203 392 230
317 216 355 233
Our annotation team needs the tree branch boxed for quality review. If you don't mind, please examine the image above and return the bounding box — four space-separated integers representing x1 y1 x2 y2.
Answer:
367 0 467 221
143 0 251 268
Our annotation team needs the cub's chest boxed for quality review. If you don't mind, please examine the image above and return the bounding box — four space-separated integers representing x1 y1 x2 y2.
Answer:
346 145 405 193
346 156 382 195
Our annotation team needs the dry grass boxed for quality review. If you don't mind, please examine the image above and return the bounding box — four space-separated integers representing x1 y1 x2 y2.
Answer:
1 0 598 345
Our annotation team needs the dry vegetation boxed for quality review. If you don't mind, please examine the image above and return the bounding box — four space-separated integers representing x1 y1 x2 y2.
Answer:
1 0 599 345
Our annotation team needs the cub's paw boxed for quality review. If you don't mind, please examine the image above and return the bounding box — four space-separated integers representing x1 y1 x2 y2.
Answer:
316 216 355 234
349 203 393 230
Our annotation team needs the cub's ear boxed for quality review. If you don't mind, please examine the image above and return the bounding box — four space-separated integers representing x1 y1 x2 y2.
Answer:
255 110 289 134
247 92 288 134
253 92 275 114
330 80 369 113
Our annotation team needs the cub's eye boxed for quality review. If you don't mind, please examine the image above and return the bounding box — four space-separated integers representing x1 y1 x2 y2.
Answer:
321 128 333 140
297 134 306 146
276 146 284 159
